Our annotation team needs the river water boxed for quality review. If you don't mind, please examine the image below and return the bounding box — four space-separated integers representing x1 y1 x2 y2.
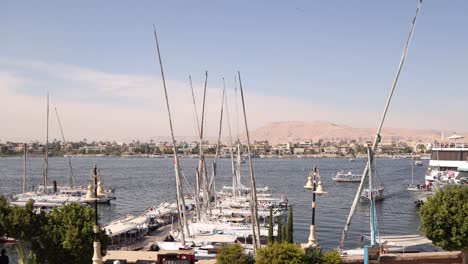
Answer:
0 156 426 251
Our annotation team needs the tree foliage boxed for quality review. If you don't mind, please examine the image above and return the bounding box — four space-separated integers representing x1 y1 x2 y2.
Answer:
216 243 252 264
287 206 293 243
321 250 342 264
0 195 12 237
277 219 283 242
419 186 468 251
255 242 306 264
268 207 274 243
16 243 38 264
0 196 108 264
304 247 322 264
34 203 108 264
7 200 46 241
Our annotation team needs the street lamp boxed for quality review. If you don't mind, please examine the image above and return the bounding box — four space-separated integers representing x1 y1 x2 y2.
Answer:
303 165 327 248
84 164 103 264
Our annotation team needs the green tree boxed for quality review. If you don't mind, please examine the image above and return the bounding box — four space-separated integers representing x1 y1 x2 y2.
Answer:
255 242 306 264
0 195 12 237
268 207 274 243
321 250 342 264
419 186 468 263
287 206 293 243
216 243 251 264
33 203 108 264
6 200 45 240
277 219 283 242
282 224 287 243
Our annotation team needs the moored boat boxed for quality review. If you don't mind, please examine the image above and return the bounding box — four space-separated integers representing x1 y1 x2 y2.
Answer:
333 171 362 182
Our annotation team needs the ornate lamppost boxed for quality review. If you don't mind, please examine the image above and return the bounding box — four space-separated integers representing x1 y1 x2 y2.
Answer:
84 164 104 264
303 165 327 248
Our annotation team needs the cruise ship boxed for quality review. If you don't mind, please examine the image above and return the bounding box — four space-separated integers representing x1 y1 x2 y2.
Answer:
425 139 468 184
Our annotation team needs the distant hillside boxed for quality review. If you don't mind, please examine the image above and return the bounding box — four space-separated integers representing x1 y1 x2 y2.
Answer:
246 121 461 145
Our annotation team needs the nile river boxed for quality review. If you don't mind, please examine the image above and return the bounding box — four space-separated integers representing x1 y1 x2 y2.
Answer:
0 156 426 250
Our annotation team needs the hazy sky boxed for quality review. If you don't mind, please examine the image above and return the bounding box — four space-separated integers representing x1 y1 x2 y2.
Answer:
1 1 467 142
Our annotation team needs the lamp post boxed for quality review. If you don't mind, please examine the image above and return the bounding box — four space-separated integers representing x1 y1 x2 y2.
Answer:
303 165 327 248
84 164 103 264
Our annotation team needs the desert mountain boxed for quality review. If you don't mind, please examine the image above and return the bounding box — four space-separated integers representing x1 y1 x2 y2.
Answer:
246 121 460 145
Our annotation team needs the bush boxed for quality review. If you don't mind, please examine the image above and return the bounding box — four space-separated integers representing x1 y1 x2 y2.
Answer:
255 242 306 264
304 247 322 264
321 250 342 264
216 243 251 264
419 186 468 251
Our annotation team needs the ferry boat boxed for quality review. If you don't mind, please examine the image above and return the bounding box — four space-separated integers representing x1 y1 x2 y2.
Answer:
332 171 362 182
425 140 468 184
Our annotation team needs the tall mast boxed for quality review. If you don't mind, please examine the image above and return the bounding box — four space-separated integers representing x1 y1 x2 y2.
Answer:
234 74 240 141
367 146 377 247
197 71 211 218
339 0 423 247
23 143 27 194
189 75 202 221
224 82 237 196
189 75 202 138
44 92 49 194
55 107 75 189
234 76 242 196
152 26 189 243
238 71 261 251
209 80 225 205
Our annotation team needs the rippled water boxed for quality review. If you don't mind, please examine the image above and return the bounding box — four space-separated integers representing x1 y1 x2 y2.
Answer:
0 156 427 250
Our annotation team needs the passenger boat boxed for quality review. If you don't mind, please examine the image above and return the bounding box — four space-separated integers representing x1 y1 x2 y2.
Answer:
104 214 149 250
145 202 178 230
425 138 468 184
333 171 362 182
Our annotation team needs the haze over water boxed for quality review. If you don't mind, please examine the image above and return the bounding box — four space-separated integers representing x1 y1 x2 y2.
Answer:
0 156 424 250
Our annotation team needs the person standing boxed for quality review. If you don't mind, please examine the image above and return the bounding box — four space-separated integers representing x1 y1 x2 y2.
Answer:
0 249 9 264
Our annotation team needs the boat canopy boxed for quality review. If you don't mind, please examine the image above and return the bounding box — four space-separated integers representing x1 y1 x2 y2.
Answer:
380 235 432 247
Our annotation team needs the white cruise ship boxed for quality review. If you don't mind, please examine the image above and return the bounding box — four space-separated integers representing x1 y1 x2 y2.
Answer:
425 139 468 184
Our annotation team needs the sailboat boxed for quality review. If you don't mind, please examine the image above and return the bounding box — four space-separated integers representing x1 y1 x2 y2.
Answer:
407 161 419 191
339 0 423 255
360 147 384 201
12 96 114 210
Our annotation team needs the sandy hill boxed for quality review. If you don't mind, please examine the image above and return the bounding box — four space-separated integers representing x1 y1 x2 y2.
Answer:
247 121 455 145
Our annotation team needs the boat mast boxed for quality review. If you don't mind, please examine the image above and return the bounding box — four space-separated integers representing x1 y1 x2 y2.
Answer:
198 71 211 218
152 26 189 243
339 0 423 247
189 75 202 221
23 143 27 194
55 107 75 189
209 80 225 205
367 146 377 247
238 71 261 251
44 92 49 194
234 75 242 197
411 161 414 186
224 83 237 197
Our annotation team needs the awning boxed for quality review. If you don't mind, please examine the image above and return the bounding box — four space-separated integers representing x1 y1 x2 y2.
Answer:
447 133 464 140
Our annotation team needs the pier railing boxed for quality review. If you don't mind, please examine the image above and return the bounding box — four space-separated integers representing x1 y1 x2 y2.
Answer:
432 142 467 149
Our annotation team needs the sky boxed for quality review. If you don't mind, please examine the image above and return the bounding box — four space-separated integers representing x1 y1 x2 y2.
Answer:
1 1 467 142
